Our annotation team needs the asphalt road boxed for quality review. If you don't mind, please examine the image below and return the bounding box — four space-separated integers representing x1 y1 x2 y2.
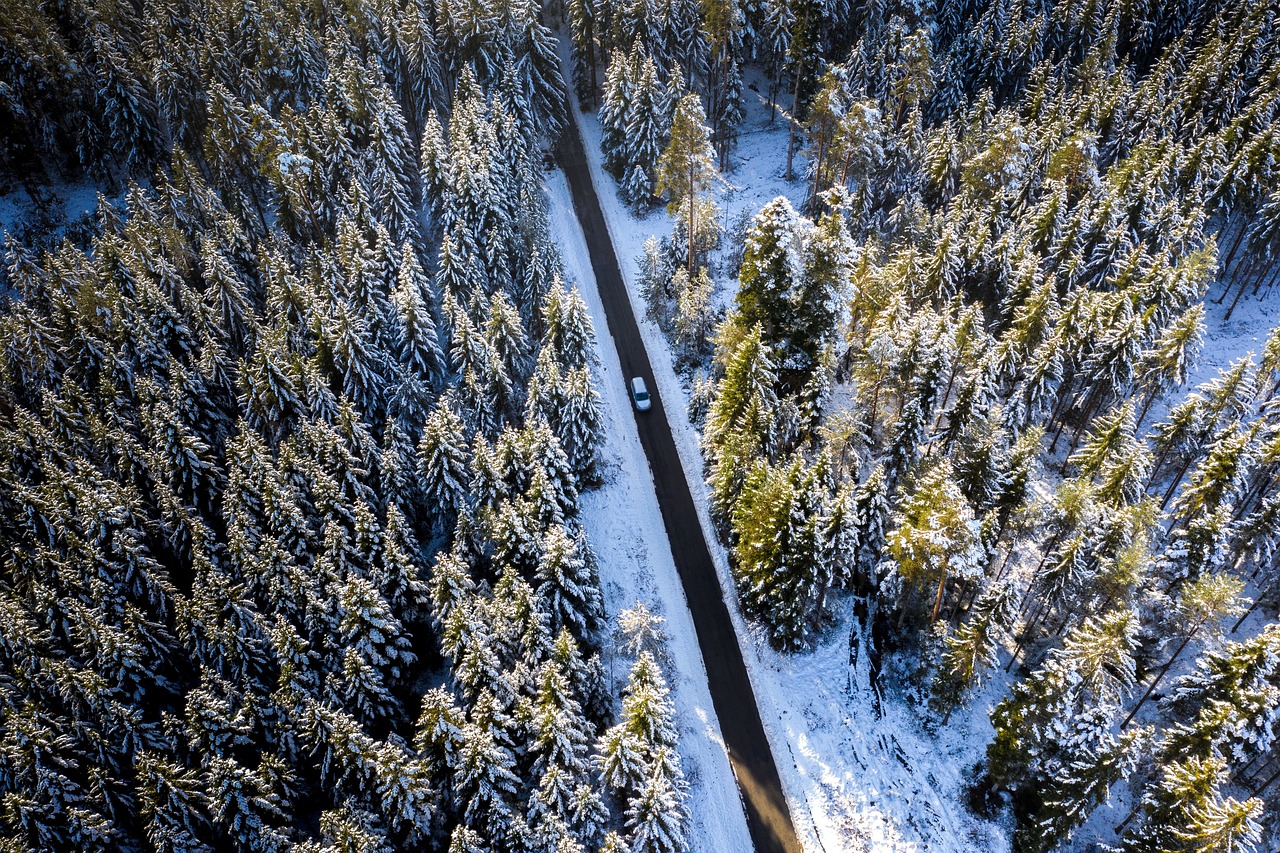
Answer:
555 113 803 853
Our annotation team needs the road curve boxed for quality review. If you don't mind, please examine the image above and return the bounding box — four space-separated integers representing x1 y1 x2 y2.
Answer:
555 110 804 853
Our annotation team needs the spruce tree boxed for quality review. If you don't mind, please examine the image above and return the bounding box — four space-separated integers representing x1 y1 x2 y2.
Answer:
885 462 983 626
705 324 780 520
536 524 605 640
730 457 834 649
417 396 472 532
622 51 667 207
656 93 719 274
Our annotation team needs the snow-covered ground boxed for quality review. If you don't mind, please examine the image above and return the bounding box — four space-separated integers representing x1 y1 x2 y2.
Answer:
0 180 109 245
1155 271 1280 423
546 168 755 850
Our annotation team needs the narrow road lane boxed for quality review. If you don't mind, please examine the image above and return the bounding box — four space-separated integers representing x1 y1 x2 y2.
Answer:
555 111 803 853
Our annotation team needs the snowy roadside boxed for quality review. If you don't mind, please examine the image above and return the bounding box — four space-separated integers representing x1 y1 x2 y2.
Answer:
545 167 754 851
554 55 1005 851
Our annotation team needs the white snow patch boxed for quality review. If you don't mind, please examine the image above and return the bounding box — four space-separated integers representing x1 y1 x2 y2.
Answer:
0 180 110 244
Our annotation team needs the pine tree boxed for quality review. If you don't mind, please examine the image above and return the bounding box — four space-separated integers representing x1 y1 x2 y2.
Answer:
670 266 715 363
240 326 303 442
367 85 418 243
625 761 689 853
1121 572 1246 729
537 524 605 639
600 50 635 176
392 242 444 388
1120 755 1263 853
705 323 780 519
853 465 890 585
1137 302 1205 425
734 197 848 389
336 575 415 721
1160 624 1280 769
528 350 606 484
885 461 984 626
417 396 472 532
420 109 450 221
597 721 648 800
656 94 719 274
622 161 653 210
448 825 489 853
530 658 595 815
566 0 598 104
1023 718 1147 853
486 290 531 388
622 51 667 206
616 602 671 667
456 721 522 845
542 279 599 372
988 610 1139 795
136 752 215 853
378 504 430 622
598 653 680 800
931 585 1013 718
730 457 834 649
206 755 291 851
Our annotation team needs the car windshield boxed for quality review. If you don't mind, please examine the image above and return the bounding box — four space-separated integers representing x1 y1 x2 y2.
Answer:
636 390 649 400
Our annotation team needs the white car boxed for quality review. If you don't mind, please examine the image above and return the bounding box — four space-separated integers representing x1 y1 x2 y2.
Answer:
630 376 651 411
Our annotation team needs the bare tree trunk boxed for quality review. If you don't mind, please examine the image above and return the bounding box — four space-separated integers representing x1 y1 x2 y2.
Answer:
1135 386 1159 430
1160 454 1196 510
785 68 803 181
991 539 1018 587
1232 582 1268 633
1221 216 1251 273
932 364 961 433
1249 257 1270 296
1007 597 1047 673
1120 626 1201 729
809 132 828 207
1261 262 1280 297
1225 266 1253 321
1235 466 1276 521
687 159 696 274
931 567 949 623
1114 802 1141 835
897 585 916 629
946 579 971 624
784 7 810 182
1046 374 1079 453
1062 384 1106 466
1249 759 1280 797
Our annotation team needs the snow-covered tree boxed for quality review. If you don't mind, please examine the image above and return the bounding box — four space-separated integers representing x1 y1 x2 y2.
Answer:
657 93 719 274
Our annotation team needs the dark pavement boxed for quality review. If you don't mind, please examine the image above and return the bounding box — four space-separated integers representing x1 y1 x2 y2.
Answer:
555 111 804 853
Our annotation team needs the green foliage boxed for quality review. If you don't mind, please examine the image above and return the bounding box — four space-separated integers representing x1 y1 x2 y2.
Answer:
885 462 984 624
730 456 838 649
656 93 719 272
734 197 851 390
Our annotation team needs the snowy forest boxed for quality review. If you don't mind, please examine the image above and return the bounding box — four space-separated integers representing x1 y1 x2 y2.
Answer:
0 0 697 851
3 0 1280 851
578 0 1280 850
